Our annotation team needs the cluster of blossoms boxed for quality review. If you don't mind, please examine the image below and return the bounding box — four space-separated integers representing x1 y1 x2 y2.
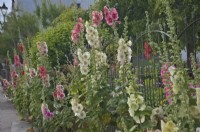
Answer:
126 85 146 124
94 50 107 68
144 42 152 60
117 38 132 65
71 99 86 119
160 63 174 104
10 71 19 88
29 68 37 78
17 43 24 53
53 84 65 101
104 6 119 26
150 107 164 124
92 11 103 27
85 21 100 49
14 54 22 67
71 18 84 43
37 42 48 56
161 120 179 132
2 79 10 90
77 48 90 75
41 103 54 120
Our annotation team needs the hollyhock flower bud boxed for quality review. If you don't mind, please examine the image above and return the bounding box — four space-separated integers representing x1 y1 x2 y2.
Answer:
21 70 25 75
18 43 24 53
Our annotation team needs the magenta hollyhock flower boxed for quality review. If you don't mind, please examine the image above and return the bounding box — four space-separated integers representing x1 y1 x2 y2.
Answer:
41 103 54 120
39 66 47 78
92 11 103 27
14 54 22 67
53 84 65 100
110 8 118 20
104 6 119 26
104 6 110 18
105 15 114 26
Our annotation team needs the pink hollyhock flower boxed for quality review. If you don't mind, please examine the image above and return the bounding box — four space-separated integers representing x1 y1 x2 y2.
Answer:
11 71 19 79
105 15 114 26
14 54 21 67
37 42 48 56
12 81 17 88
92 11 103 27
43 74 50 87
104 6 119 26
71 17 84 43
73 57 79 66
41 103 54 120
2 79 10 88
71 30 80 43
53 84 65 100
39 66 47 78
29 68 37 78
18 43 24 53
110 8 118 20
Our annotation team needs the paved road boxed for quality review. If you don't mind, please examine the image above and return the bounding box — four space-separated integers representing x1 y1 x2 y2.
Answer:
0 86 19 132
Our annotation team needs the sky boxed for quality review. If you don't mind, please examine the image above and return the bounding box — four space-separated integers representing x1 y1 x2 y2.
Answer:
0 0 12 22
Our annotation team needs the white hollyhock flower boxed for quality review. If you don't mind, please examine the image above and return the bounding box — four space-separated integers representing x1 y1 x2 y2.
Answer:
196 127 200 132
77 111 86 119
127 40 132 46
80 65 89 75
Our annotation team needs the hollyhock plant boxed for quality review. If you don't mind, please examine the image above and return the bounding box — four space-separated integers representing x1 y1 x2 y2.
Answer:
92 11 103 27
14 54 22 67
160 63 174 104
53 84 65 100
39 66 47 78
41 103 54 120
71 17 84 43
